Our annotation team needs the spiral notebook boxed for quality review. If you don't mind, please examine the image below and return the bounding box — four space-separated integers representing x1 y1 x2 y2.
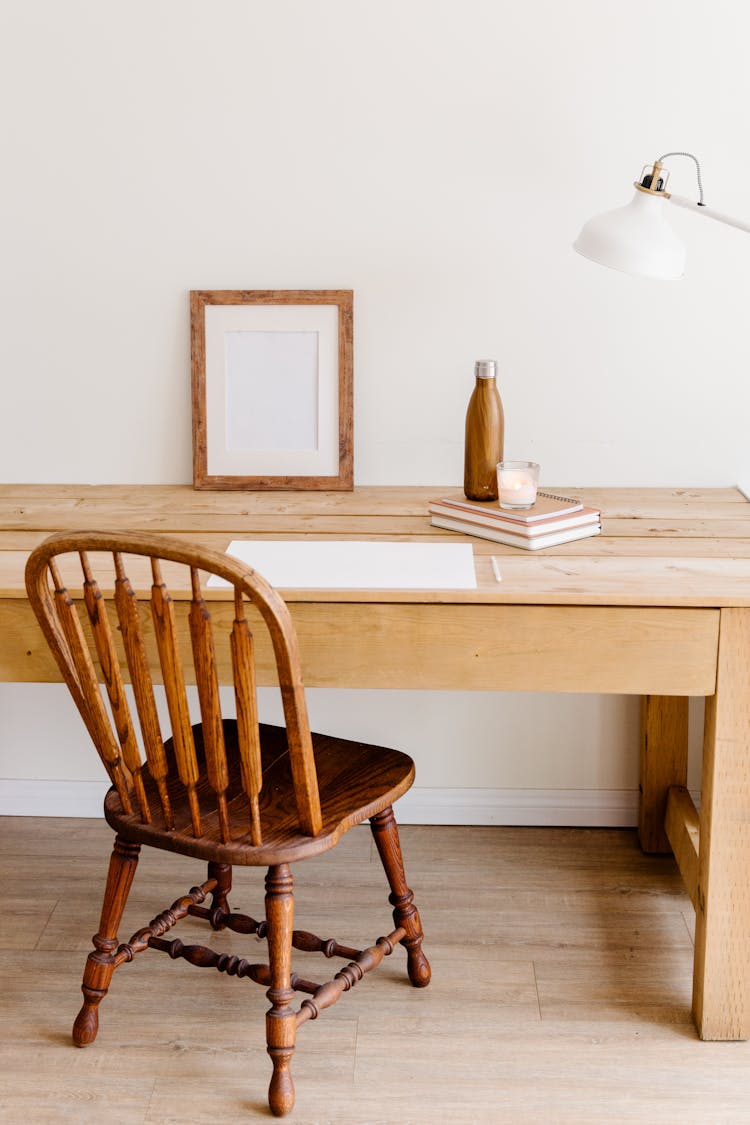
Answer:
429 491 584 525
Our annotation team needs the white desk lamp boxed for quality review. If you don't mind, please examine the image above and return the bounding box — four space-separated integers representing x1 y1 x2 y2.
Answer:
574 151 750 279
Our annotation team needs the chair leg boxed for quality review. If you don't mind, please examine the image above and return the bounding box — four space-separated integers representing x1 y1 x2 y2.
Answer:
370 807 431 988
265 863 296 1117
73 835 141 1046
207 861 232 927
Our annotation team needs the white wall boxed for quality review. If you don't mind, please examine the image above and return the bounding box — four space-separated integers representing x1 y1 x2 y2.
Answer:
1 1 746 821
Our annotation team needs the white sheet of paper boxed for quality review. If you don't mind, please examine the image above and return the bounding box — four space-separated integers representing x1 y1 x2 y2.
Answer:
208 540 477 590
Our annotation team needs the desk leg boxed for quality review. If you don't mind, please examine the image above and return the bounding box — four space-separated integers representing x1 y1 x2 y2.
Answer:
693 608 750 1040
639 695 689 853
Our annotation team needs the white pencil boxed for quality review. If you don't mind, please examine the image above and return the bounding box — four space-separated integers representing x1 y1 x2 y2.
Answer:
491 556 502 583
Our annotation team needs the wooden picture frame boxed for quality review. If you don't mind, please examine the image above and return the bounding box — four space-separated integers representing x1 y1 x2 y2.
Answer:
191 289 353 490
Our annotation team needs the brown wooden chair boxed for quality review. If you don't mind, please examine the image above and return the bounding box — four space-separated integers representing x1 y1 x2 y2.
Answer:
25 530 430 1117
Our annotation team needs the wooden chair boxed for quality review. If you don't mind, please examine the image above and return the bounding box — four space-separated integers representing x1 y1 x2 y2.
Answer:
25 531 430 1117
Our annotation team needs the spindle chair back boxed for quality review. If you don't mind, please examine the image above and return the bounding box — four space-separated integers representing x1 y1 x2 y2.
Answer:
25 530 430 1117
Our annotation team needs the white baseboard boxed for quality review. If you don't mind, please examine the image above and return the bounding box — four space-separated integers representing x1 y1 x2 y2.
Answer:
0 779 641 827
396 786 639 826
0 779 110 818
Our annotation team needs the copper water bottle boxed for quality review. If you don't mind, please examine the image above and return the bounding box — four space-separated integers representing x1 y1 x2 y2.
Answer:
463 359 505 501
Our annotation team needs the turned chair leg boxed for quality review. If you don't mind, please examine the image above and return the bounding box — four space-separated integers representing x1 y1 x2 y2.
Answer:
207 861 232 927
73 835 141 1046
265 864 296 1117
370 807 431 988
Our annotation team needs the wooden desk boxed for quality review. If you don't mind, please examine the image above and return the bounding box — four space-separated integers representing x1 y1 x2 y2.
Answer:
1 483 749 1040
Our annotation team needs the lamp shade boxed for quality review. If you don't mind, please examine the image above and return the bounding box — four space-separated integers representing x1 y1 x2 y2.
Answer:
573 189 687 280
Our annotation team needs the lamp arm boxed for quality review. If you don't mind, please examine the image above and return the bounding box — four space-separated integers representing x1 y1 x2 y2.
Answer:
667 194 750 235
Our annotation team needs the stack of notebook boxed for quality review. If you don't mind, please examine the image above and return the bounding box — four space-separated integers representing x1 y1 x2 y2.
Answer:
429 492 601 550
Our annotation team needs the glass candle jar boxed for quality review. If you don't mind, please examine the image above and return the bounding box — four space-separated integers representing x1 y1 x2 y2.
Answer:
496 461 540 509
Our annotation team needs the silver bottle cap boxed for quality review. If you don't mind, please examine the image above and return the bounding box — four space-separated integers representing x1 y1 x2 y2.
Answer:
474 359 497 379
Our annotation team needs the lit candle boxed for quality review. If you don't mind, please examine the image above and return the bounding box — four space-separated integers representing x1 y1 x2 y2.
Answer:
499 473 536 505
496 461 540 509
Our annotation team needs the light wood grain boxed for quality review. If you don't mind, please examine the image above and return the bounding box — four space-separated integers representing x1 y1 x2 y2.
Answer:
639 696 689 852
665 785 700 909
1 483 749 607
4 819 750 1124
0 481 744 510
1 598 720 694
2 508 750 539
4 528 750 559
481 555 750 607
4 548 750 607
693 608 750 1040
1 484 748 532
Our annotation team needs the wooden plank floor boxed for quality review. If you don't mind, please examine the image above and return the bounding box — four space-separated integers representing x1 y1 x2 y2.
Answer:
2 819 750 1123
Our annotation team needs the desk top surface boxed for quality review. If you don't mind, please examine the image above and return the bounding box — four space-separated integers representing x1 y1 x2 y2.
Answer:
1 484 748 607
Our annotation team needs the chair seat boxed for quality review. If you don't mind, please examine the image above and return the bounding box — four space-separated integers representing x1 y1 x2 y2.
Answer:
105 721 415 865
